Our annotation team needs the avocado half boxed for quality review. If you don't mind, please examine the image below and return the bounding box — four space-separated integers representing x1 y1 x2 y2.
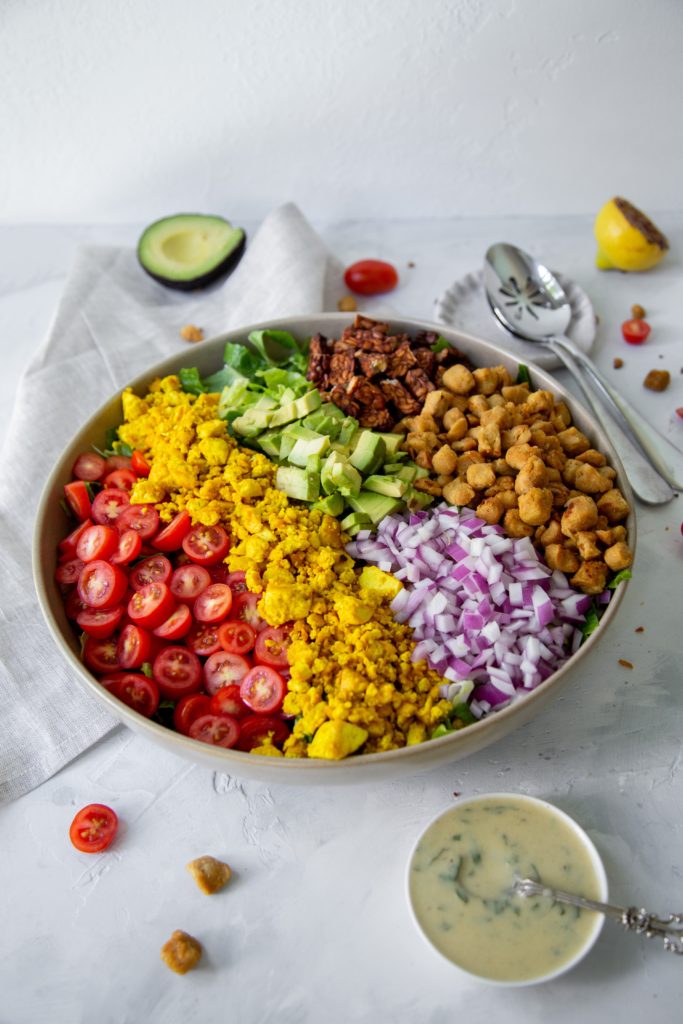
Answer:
137 213 246 290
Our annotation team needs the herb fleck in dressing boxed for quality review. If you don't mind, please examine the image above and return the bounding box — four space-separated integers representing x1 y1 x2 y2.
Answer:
409 796 602 983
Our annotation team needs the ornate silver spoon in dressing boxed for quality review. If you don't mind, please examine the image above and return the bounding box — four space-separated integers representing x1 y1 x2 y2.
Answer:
513 876 683 955
483 242 682 504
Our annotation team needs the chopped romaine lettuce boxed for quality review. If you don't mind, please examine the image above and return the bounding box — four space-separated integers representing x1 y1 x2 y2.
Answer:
178 367 206 395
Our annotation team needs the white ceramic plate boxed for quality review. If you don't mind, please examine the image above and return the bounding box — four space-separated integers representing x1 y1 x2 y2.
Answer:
33 314 633 786
434 269 596 369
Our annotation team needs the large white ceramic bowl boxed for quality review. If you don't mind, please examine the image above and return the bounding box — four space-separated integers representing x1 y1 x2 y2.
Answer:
33 314 635 784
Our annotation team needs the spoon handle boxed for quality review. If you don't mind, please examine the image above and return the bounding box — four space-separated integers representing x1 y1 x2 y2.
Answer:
551 335 683 491
514 878 683 955
544 339 674 505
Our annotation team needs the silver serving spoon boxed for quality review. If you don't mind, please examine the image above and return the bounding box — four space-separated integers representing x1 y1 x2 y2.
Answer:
484 242 682 504
513 876 683 955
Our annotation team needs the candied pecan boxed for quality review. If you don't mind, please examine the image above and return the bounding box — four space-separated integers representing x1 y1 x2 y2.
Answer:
307 336 331 387
328 351 355 386
360 406 396 430
413 347 436 376
329 386 360 417
388 341 418 377
405 367 435 400
379 378 421 415
346 379 387 409
356 351 388 377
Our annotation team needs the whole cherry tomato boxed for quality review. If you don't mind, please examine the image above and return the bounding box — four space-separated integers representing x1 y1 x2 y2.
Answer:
343 259 399 296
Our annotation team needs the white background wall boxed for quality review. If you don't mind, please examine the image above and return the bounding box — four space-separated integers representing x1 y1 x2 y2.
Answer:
1 0 682 224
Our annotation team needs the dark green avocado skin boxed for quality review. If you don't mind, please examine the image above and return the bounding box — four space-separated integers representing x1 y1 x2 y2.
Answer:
137 220 247 291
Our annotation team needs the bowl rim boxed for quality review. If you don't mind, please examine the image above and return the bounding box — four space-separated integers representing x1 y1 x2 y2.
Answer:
405 791 608 986
32 312 636 776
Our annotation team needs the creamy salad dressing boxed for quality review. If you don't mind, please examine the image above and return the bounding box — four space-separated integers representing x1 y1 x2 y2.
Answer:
409 796 603 983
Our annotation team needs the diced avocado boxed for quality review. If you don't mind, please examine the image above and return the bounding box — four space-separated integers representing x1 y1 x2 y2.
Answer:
404 486 433 510
319 402 345 420
231 408 274 437
313 493 345 516
349 431 386 476
396 465 419 482
137 214 246 291
348 490 403 525
288 433 330 467
292 390 322 418
257 430 283 460
376 432 404 456
279 387 297 405
320 451 362 497
382 462 404 473
284 423 320 442
338 417 359 446
329 441 352 457
340 512 372 532
363 475 409 498
275 465 320 502
414 466 430 479
278 433 296 459
302 412 342 438
252 395 279 411
269 402 300 427
306 454 323 476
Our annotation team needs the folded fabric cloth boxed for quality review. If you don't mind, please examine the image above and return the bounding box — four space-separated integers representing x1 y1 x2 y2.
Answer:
0 202 344 802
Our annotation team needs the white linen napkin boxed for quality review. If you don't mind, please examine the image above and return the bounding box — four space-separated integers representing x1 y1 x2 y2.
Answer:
0 203 344 802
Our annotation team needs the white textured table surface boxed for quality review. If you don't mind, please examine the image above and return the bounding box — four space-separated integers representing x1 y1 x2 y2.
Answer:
1 218 682 1023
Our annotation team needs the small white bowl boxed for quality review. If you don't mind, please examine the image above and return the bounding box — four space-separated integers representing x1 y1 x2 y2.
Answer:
406 793 608 986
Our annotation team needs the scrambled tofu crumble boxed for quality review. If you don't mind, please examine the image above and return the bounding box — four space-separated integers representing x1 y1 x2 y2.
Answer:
118 376 450 758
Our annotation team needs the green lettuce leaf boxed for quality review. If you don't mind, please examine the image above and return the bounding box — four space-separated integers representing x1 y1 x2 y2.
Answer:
178 367 206 395
607 568 632 589
516 364 531 385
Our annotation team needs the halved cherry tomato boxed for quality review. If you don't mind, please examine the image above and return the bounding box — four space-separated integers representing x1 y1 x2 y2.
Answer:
110 529 143 565
622 318 651 345
98 671 131 692
203 650 251 696
69 803 118 853
116 623 153 669
208 564 230 584
72 452 106 482
185 621 222 657
64 481 92 521
104 468 137 492
76 524 119 563
152 645 203 699
254 626 290 670
104 455 132 472
343 259 399 296
58 518 94 560
173 693 212 735
83 635 121 674
129 554 172 591
152 510 191 552
76 605 125 639
189 713 240 748
224 570 248 592
229 591 267 632
112 672 159 717
193 583 233 624
210 682 249 719
240 665 286 714
153 603 193 640
131 450 151 477
218 619 257 655
78 560 128 609
235 714 290 752
91 487 130 526
182 524 230 567
170 564 211 603
55 558 85 586
115 504 160 540
127 581 176 629
65 588 89 619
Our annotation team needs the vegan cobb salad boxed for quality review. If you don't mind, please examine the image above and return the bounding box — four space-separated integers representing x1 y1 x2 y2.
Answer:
55 317 632 759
